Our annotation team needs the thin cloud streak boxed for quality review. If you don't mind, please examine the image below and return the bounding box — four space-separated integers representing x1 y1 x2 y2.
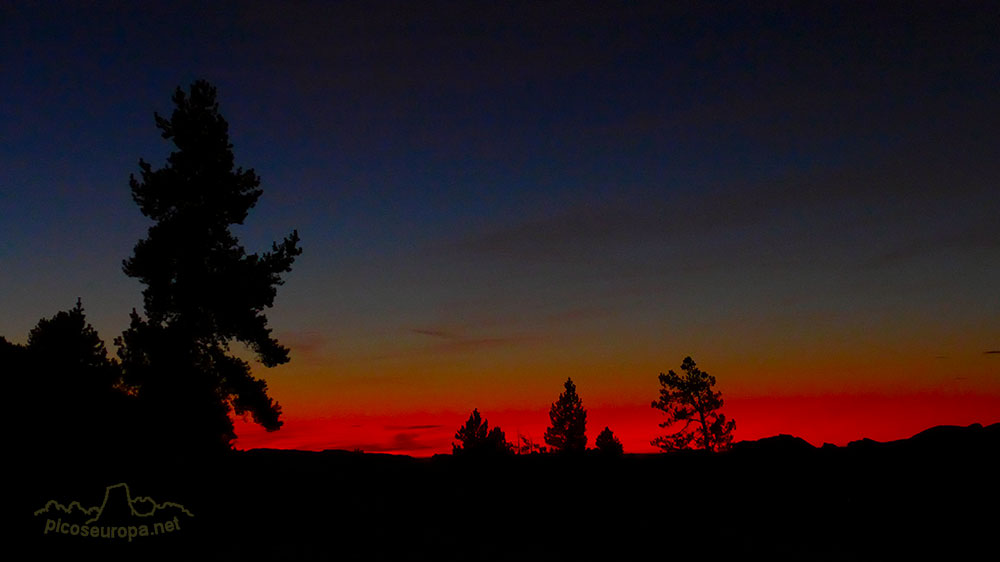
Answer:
278 331 328 362
364 327 535 361
411 328 457 339
864 222 1000 269
351 433 435 453
435 130 998 272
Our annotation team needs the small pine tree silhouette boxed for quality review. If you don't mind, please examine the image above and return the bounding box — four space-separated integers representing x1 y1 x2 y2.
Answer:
595 426 623 455
544 378 587 453
453 409 511 456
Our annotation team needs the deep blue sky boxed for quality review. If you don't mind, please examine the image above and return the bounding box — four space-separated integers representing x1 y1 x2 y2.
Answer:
2 2 997 432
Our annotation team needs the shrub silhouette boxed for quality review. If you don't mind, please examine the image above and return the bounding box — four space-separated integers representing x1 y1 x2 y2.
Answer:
27 299 122 393
453 409 512 456
116 80 302 455
544 377 587 453
11 300 136 457
0 336 25 370
516 434 546 455
651 356 735 452
595 426 623 455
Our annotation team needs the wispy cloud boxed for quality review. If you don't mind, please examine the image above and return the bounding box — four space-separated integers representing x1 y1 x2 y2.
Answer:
438 184 788 265
364 327 531 361
864 221 1000 268
411 327 531 353
434 135 998 273
384 424 442 431
410 328 457 339
278 331 327 361
543 304 616 325
438 336 527 352
350 432 438 454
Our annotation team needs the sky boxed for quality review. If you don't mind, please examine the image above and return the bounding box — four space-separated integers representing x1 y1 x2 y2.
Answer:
2 1 997 455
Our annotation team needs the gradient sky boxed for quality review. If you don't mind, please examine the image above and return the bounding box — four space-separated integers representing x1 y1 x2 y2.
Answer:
3 2 997 455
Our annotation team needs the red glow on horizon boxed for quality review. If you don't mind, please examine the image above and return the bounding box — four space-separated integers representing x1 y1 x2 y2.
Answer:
233 391 1000 456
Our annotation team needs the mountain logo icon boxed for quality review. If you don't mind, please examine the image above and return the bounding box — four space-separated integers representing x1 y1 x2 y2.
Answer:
35 483 193 541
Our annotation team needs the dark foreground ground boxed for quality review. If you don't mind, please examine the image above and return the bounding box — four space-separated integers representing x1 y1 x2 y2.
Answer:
15 423 999 561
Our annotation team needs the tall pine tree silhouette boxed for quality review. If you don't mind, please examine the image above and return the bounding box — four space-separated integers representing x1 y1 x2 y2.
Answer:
544 378 587 453
117 80 301 454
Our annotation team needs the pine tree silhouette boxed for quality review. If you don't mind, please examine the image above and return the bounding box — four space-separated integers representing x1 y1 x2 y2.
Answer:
453 409 512 456
651 356 735 452
116 80 301 454
595 426 623 455
544 378 587 453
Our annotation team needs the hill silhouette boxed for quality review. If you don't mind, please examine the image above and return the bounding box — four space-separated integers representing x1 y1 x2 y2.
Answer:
18 422 999 561
731 433 816 453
